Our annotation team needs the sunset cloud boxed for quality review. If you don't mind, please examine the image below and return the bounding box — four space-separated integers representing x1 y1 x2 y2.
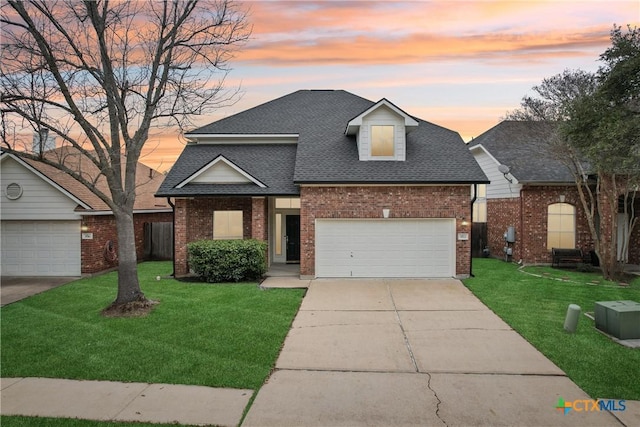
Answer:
139 0 640 170
238 0 636 66
237 29 611 66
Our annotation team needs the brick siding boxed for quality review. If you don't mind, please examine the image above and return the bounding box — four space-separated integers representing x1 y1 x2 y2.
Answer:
487 186 593 264
81 212 173 274
299 185 471 277
173 197 254 276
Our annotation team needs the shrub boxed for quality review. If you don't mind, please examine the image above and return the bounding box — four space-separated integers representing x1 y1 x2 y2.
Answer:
187 239 267 283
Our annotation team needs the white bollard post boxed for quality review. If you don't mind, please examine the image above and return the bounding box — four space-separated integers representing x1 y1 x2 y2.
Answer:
564 304 581 333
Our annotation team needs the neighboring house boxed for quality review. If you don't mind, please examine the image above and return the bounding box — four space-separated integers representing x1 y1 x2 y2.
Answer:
156 90 488 278
468 120 639 265
1 148 173 276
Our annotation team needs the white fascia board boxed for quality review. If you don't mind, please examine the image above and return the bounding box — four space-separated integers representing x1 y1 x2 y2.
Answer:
184 134 298 144
469 144 520 185
345 99 418 135
469 144 499 162
176 155 267 188
1 152 92 209
79 208 174 216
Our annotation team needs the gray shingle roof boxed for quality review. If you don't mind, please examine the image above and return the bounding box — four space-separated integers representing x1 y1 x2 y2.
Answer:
156 144 298 196
159 90 488 196
469 120 577 183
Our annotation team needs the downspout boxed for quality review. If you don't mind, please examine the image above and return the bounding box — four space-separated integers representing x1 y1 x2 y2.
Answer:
167 197 175 277
520 187 525 264
470 184 477 278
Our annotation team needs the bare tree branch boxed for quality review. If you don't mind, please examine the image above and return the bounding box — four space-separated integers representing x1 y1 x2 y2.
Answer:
0 0 250 308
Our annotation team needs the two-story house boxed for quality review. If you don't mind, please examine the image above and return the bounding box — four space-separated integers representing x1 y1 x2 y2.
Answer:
157 90 488 278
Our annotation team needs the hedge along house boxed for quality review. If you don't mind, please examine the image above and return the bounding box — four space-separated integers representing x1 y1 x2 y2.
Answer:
1 148 172 276
157 90 489 279
468 120 640 265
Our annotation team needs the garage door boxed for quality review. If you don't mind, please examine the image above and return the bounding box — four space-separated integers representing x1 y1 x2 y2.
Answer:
1 221 81 276
315 219 455 278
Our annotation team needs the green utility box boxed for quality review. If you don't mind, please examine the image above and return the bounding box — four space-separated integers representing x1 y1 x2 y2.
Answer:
594 300 640 340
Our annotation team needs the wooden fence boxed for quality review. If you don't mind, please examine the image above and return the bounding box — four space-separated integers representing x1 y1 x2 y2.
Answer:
471 222 488 258
143 222 173 260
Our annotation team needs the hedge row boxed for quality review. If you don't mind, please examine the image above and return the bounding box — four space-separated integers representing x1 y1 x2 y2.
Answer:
187 239 267 283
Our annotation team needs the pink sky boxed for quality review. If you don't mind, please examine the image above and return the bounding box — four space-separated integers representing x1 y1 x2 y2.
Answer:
141 0 640 171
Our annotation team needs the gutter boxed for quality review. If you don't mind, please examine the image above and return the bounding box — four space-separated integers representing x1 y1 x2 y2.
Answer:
167 198 176 277
470 184 477 278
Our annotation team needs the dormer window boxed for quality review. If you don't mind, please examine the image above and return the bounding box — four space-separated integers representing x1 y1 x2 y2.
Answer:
345 98 418 162
371 125 394 157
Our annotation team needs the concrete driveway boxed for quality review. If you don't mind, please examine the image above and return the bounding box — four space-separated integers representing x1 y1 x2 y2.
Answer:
243 279 626 426
0 276 78 306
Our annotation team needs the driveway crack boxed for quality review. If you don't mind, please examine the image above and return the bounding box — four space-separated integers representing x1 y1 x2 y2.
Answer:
426 372 448 426
386 281 418 373
386 281 447 426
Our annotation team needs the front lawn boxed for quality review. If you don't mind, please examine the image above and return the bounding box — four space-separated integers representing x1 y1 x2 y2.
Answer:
464 258 640 400
0 416 188 427
0 261 305 390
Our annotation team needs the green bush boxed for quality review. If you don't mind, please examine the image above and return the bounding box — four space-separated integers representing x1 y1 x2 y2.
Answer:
188 239 267 283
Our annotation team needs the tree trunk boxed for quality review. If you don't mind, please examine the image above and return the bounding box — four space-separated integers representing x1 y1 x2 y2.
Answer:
597 174 621 281
113 210 146 305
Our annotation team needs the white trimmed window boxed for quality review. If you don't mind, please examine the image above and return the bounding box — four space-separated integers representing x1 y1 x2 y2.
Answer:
547 203 575 249
275 198 300 209
213 210 243 240
371 125 395 157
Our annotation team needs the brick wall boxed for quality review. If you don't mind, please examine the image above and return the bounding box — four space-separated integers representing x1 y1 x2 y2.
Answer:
81 211 173 274
487 186 593 264
486 197 521 261
173 197 253 276
300 185 471 277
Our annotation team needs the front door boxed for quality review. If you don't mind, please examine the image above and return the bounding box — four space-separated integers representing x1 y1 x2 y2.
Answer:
286 215 300 263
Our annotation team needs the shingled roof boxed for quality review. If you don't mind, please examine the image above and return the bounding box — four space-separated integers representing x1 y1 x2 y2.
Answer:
3 148 170 212
468 120 577 183
158 90 487 196
156 144 298 197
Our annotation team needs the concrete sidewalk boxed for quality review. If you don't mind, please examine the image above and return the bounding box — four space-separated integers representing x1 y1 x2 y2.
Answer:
1 377 251 426
243 279 638 427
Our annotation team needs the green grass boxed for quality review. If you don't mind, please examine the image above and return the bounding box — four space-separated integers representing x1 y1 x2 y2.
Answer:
464 258 640 400
0 416 197 427
0 261 305 390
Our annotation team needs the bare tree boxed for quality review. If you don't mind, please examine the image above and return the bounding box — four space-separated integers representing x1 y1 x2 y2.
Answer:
1 0 250 312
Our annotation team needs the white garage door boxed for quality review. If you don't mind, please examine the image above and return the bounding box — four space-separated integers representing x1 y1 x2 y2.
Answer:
1 221 81 276
315 219 455 278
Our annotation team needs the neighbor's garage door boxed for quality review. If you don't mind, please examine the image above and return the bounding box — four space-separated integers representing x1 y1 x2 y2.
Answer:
315 219 455 278
1 220 81 276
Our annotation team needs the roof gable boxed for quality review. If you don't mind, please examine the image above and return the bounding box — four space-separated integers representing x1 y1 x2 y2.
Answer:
160 90 488 193
2 148 170 212
177 155 266 188
0 152 90 209
345 98 419 135
468 121 576 183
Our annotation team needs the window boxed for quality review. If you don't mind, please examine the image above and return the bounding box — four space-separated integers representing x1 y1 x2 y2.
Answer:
275 213 282 255
275 198 300 209
371 125 394 157
547 203 575 249
213 210 243 240
472 184 487 223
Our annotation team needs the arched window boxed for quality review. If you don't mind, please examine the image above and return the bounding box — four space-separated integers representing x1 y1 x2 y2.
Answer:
547 203 576 250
